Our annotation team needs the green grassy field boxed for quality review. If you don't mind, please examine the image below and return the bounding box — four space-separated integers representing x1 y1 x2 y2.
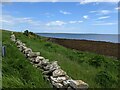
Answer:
2 30 51 88
0 30 2 88
2 30 119 88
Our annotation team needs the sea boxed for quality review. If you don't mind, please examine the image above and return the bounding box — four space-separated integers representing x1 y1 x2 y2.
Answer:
37 33 119 43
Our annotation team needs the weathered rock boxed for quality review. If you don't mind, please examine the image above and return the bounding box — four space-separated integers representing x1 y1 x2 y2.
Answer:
27 52 40 58
41 59 50 66
69 80 89 89
37 56 45 60
52 69 67 77
24 48 32 54
22 43 26 46
63 80 71 87
16 40 22 45
50 76 68 83
43 61 60 71
29 57 35 62
17 45 26 52
18 46 23 51
17 44 22 48
10 34 16 42
51 81 63 88
34 61 42 67
22 46 27 52
67 86 74 90
34 56 44 63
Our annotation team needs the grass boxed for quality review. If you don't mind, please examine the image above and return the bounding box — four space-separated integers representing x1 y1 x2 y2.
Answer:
2 30 119 88
0 30 2 88
2 30 51 88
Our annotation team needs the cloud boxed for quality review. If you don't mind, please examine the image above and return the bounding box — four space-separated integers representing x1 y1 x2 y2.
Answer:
97 16 110 20
80 0 119 4
89 11 98 13
93 22 117 25
1 14 43 27
2 0 120 3
115 6 120 10
2 0 59 2
99 10 111 15
78 21 83 23
83 15 89 19
46 21 66 26
89 10 111 15
60 10 71 15
69 20 83 24
0 19 12 24
45 13 54 18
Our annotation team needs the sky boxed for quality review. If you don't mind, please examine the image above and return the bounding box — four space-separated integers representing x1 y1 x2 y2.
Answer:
1 1 120 34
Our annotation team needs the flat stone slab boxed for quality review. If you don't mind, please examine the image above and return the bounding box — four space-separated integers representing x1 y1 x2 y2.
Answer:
69 80 89 89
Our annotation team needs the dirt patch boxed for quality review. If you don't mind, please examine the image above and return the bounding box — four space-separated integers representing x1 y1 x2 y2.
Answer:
48 38 119 59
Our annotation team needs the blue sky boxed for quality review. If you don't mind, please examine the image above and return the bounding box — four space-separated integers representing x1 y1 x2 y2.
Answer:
1 2 119 34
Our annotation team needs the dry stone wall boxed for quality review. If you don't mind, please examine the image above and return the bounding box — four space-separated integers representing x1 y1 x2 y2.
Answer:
10 33 89 89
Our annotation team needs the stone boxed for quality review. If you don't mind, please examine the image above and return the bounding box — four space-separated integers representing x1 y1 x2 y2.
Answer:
10 34 16 42
27 52 40 58
52 69 67 77
18 46 23 51
63 80 70 87
17 45 26 52
22 45 27 49
22 43 26 46
37 56 45 60
35 61 42 67
44 61 60 71
50 76 68 83
67 87 74 90
41 59 50 66
17 44 22 48
51 81 63 88
24 48 32 54
16 40 22 45
29 57 35 62
34 56 44 63
69 80 89 89
22 46 27 52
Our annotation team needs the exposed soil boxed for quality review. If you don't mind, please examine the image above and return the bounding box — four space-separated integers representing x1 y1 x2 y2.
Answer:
48 38 120 59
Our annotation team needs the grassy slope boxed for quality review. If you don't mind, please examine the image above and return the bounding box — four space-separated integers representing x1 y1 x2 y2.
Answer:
2 30 51 88
0 30 2 88
2 30 119 88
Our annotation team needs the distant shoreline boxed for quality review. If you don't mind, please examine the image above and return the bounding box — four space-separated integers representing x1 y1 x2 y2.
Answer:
47 37 120 44
37 33 119 43
37 33 120 35
47 37 119 59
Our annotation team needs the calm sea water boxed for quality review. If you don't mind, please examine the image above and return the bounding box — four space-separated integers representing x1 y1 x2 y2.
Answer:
37 33 119 43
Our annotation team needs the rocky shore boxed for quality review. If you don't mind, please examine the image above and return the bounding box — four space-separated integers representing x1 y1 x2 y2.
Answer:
10 32 89 89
